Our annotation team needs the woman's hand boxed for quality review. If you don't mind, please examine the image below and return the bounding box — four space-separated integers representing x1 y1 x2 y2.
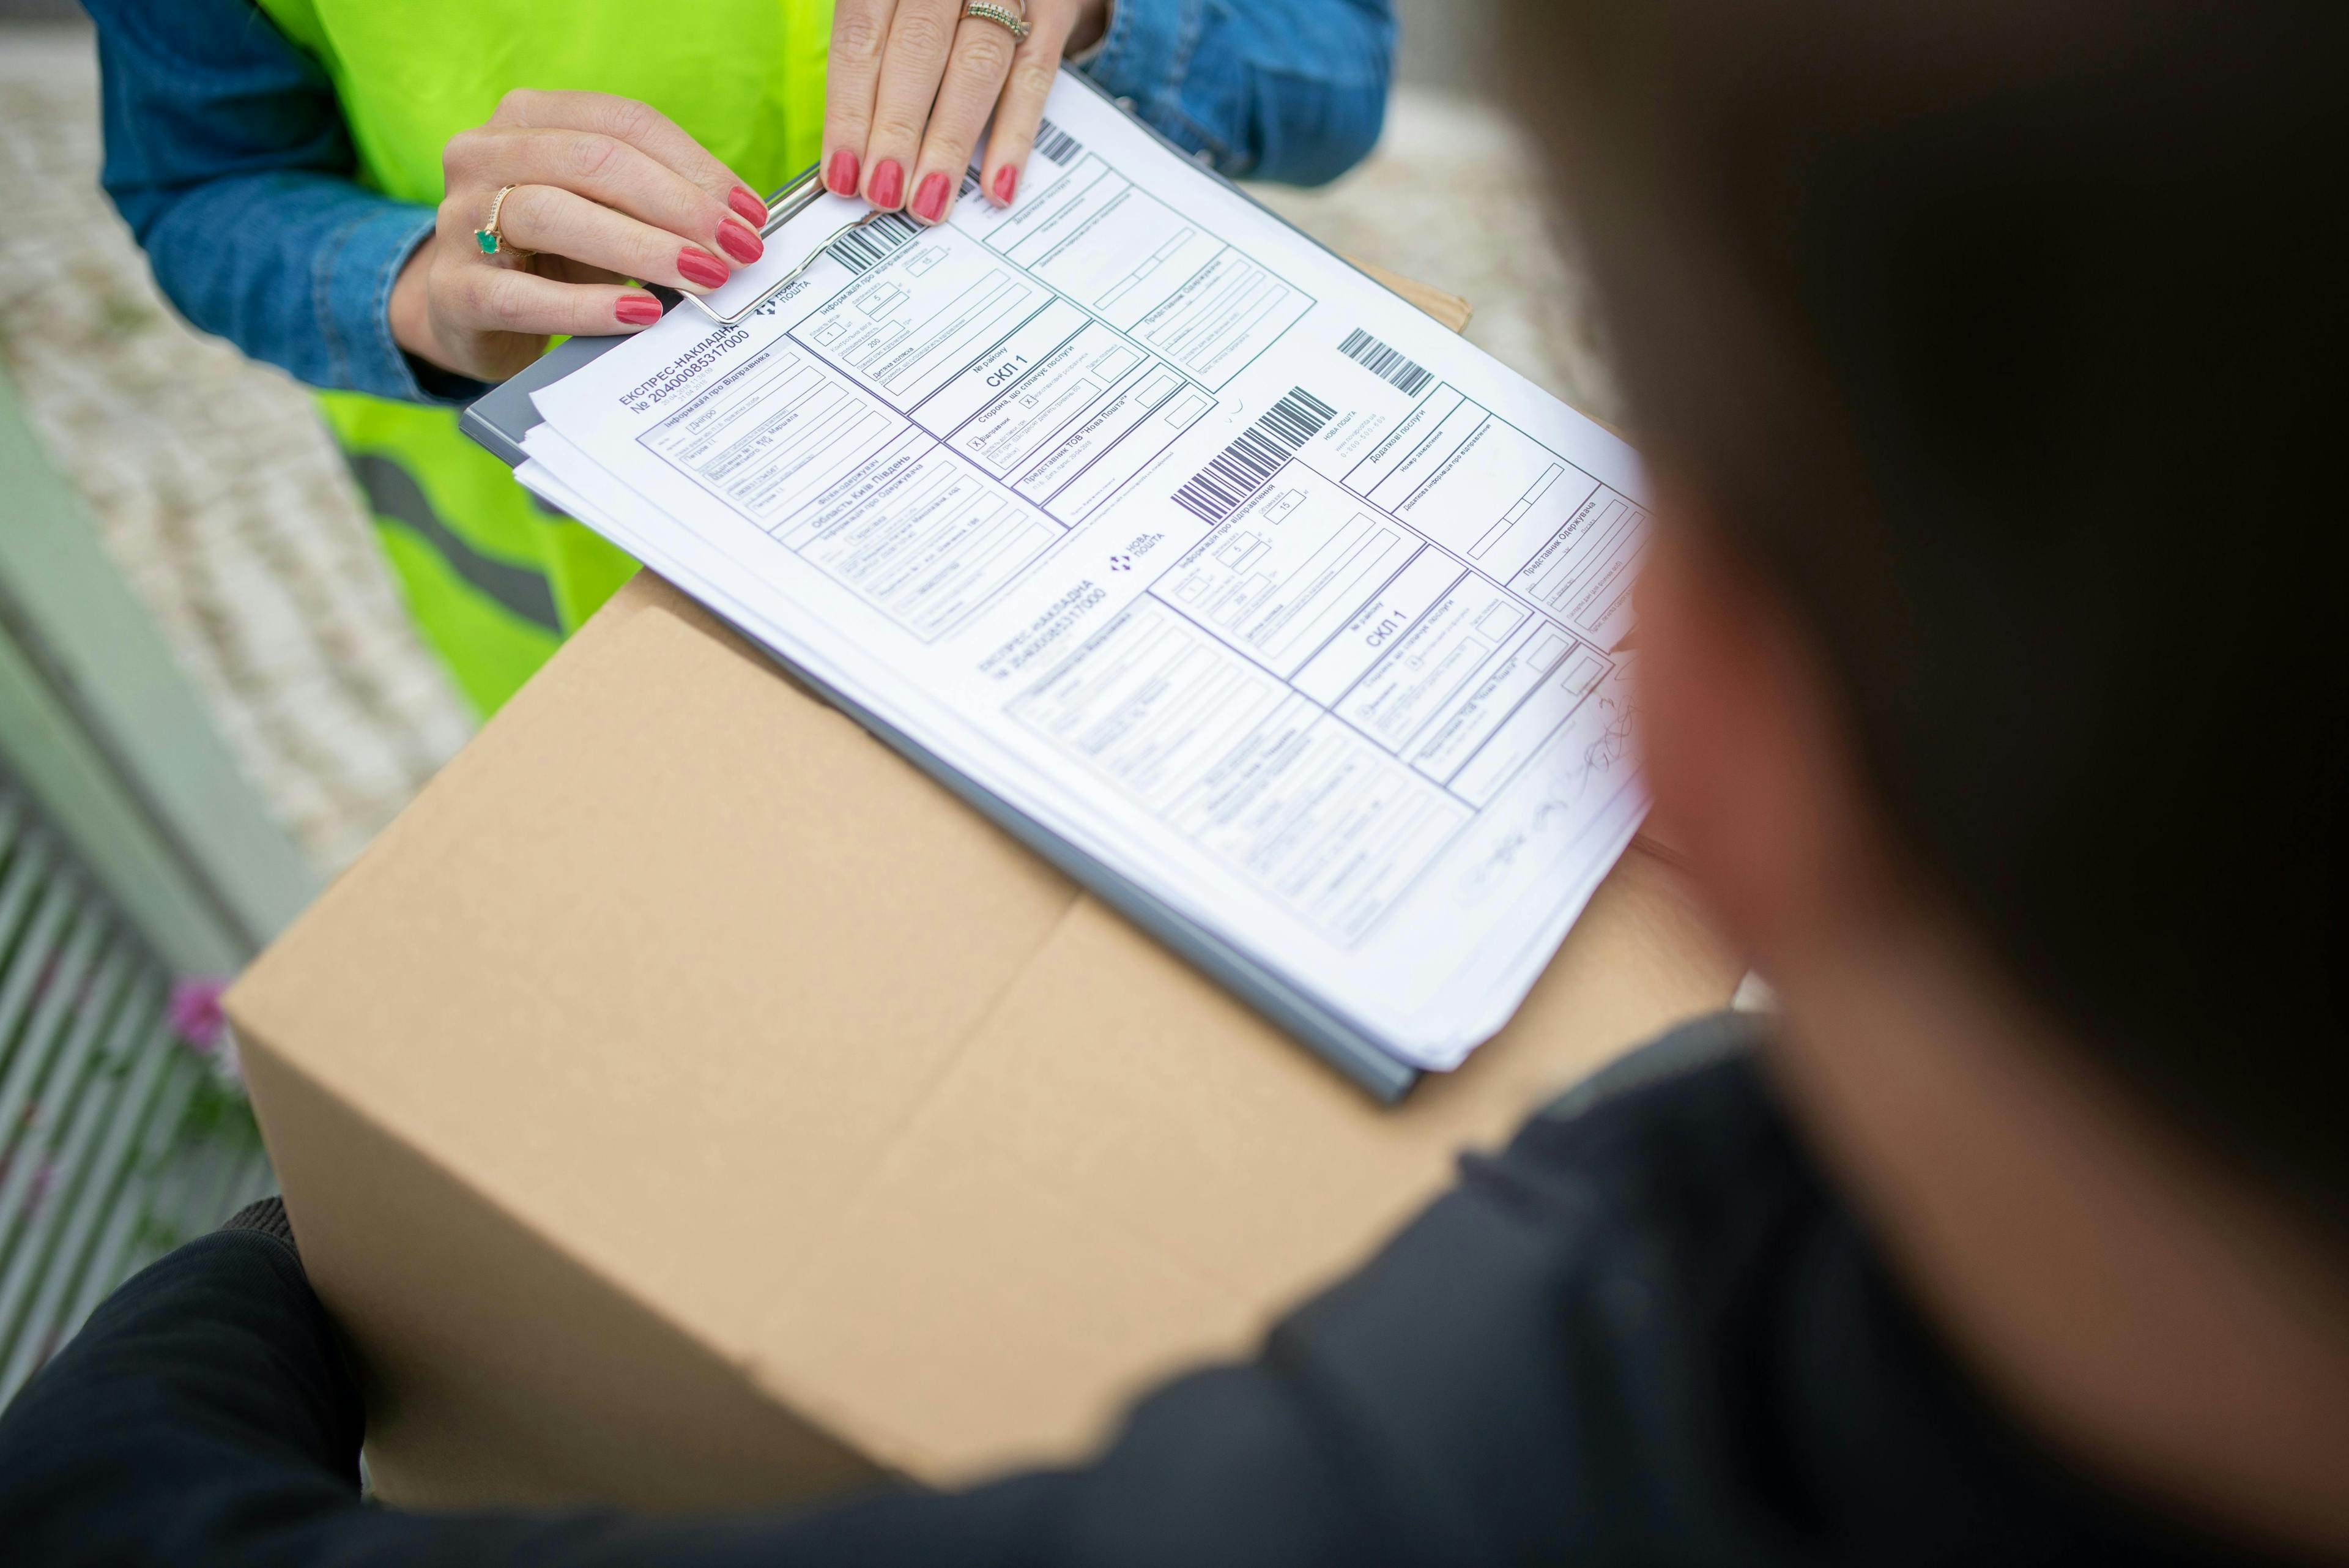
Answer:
389 90 774 383
824 0 1110 226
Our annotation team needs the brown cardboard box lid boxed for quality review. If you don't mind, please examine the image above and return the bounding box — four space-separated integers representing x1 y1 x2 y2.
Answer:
225 272 1737 1512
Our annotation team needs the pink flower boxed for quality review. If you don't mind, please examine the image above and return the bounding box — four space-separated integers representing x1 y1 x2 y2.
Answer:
169 976 228 1053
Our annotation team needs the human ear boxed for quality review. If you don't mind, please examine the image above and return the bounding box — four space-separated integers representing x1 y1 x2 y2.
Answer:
1635 489 1876 969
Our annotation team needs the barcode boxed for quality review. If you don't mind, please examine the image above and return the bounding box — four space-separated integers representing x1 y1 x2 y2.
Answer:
1034 117 1084 166
1172 388 1337 524
960 163 982 200
828 210 919 273
1338 327 1433 398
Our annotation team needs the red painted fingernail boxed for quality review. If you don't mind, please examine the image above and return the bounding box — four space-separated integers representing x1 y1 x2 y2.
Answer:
825 150 859 198
869 158 904 209
615 293 661 326
677 246 729 289
913 172 950 224
727 185 768 226
717 220 763 264
993 165 1018 205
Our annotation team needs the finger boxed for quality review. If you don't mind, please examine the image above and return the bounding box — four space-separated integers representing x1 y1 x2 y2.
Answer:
823 0 894 198
491 88 770 229
461 128 766 269
448 264 666 338
909 12 1020 225
977 10 1071 209
496 184 737 295
541 257 626 288
862 0 964 211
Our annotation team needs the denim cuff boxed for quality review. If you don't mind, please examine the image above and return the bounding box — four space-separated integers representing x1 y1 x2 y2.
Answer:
1075 0 1204 130
313 201 486 406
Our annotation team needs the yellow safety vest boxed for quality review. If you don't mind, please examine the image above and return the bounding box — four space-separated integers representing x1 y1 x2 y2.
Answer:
254 0 833 714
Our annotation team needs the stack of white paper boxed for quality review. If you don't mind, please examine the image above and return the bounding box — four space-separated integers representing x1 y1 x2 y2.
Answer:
518 75 1652 1072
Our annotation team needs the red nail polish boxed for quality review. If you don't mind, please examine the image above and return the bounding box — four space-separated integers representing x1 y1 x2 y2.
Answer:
993 165 1018 205
677 246 729 289
717 220 763 264
615 293 661 325
727 185 768 226
825 150 859 198
869 159 904 209
913 172 949 224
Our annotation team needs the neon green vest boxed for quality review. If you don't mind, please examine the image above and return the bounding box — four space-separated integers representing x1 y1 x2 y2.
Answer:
254 0 833 714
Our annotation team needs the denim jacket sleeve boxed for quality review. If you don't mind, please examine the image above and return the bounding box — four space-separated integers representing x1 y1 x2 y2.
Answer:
1080 0 1394 184
82 0 470 404
81 0 1395 406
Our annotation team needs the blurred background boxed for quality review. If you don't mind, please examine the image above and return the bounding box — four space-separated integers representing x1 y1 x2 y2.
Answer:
0 0 1616 1403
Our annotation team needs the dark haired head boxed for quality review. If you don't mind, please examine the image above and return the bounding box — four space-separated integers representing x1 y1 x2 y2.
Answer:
1504 0 2346 1232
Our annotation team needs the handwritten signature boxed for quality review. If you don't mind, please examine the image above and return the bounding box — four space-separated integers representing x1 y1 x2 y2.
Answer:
1463 679 1641 896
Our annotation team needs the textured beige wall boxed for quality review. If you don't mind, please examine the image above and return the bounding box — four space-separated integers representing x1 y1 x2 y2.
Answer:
1396 0 1506 91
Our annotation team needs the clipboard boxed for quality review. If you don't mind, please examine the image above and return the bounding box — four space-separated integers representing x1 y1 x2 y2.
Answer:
461 79 1454 1102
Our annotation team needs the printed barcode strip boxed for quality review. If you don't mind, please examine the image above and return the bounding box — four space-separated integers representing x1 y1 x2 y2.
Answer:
1034 116 1083 166
1338 327 1433 398
828 210 920 273
1172 388 1338 524
960 163 983 201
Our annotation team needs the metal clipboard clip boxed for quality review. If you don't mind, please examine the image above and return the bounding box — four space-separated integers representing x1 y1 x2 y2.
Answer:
677 164 899 329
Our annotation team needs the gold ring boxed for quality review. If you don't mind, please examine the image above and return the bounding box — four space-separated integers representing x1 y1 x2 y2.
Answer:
473 184 526 257
962 2 1030 41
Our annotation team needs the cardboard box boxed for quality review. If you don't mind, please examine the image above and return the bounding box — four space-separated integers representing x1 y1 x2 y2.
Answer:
225 269 1738 1513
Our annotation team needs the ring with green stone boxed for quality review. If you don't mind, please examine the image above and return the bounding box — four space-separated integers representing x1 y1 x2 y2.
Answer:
473 184 526 257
